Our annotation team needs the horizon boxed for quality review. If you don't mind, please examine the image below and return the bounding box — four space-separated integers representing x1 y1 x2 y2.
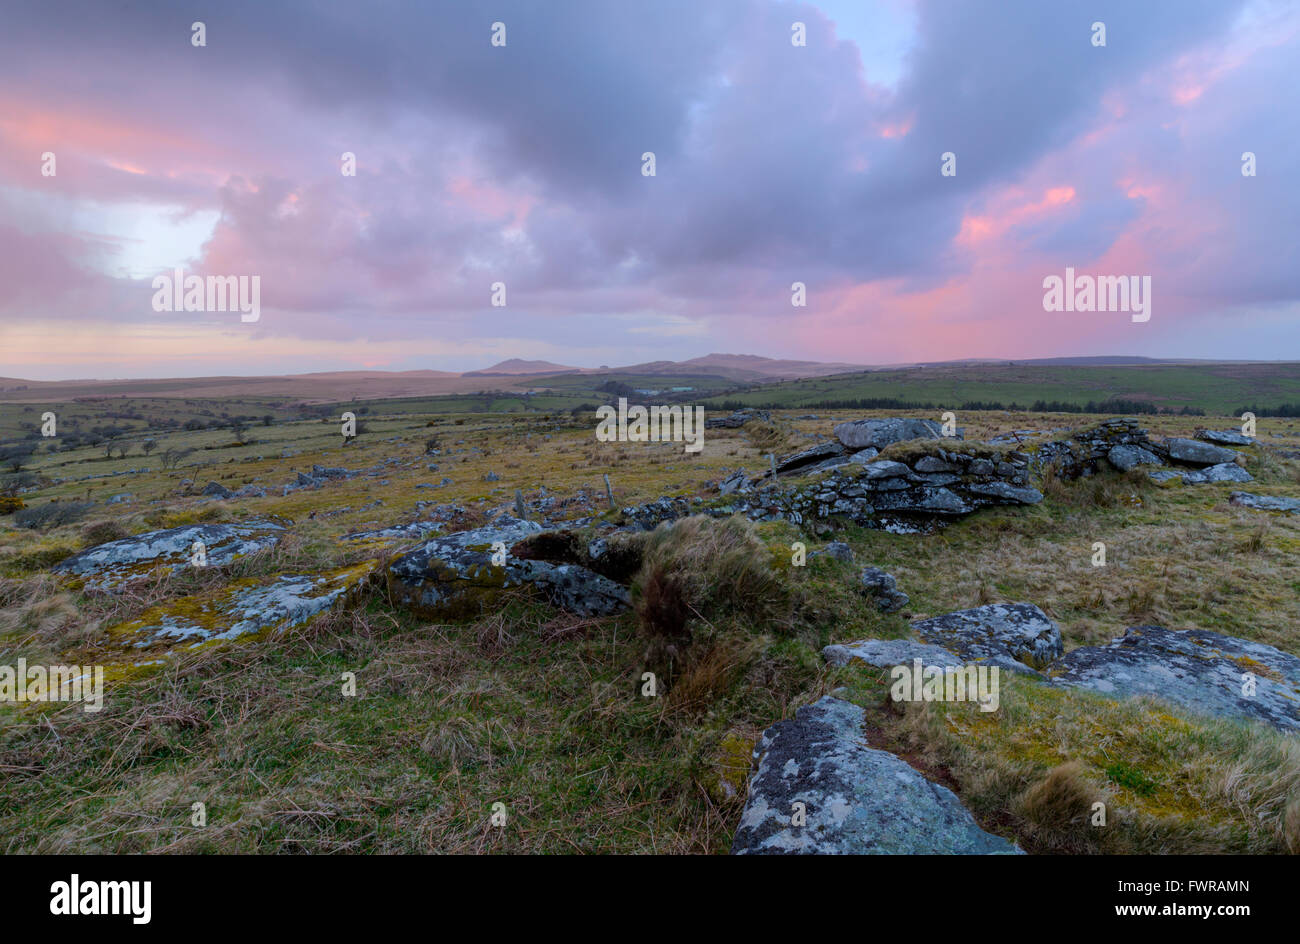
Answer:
7 352 1300 387
3 0 1298 379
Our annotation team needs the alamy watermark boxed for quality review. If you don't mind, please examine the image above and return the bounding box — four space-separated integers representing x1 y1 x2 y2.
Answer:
1 658 103 712
890 659 999 712
595 397 705 453
50 874 150 924
151 268 260 322
1042 267 1150 322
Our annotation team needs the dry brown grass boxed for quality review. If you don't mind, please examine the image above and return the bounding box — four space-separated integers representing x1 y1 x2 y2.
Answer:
1013 761 1106 853
0 573 92 655
866 674 1300 854
662 637 756 718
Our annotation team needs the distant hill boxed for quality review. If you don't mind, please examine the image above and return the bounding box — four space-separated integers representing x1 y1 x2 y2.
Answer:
622 353 869 382
463 358 578 376
904 356 1229 368
3 355 1291 408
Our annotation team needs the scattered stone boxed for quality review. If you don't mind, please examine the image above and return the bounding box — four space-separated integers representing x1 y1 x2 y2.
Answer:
731 697 1021 855
1049 625 1300 732
914 603 1062 674
107 493 133 505
484 471 500 482
311 464 354 481
1230 491 1300 514
859 566 908 612
201 481 233 499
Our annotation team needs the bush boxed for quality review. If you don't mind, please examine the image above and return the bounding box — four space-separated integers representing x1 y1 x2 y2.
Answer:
0 472 38 497
14 501 95 531
632 515 797 669
0 496 26 515
81 519 129 547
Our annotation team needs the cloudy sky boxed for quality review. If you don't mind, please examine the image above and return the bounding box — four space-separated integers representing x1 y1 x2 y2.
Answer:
1 0 1297 379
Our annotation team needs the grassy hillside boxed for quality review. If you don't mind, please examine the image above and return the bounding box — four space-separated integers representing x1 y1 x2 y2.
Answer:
3 395 1300 853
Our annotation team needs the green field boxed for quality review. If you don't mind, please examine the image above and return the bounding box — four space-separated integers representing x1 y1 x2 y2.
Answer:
697 363 1300 416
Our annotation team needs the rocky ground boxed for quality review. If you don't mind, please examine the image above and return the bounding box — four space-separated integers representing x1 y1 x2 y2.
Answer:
3 406 1300 853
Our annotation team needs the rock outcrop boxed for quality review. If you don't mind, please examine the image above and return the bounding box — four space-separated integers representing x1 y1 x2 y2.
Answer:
832 417 952 451
1150 463 1252 485
1048 625 1300 733
810 541 854 563
109 564 374 653
825 609 1300 733
1032 418 1156 478
1106 444 1162 472
770 441 852 477
822 638 962 669
705 408 771 429
1164 437 1240 467
1181 462 1253 484
731 697 1021 855
386 516 630 620
1033 419 1253 485
53 519 289 591
723 448 1041 531
760 417 957 482
1198 429 1254 446
913 603 1062 674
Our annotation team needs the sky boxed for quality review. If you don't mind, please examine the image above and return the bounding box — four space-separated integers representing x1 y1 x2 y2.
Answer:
1 0 1297 380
